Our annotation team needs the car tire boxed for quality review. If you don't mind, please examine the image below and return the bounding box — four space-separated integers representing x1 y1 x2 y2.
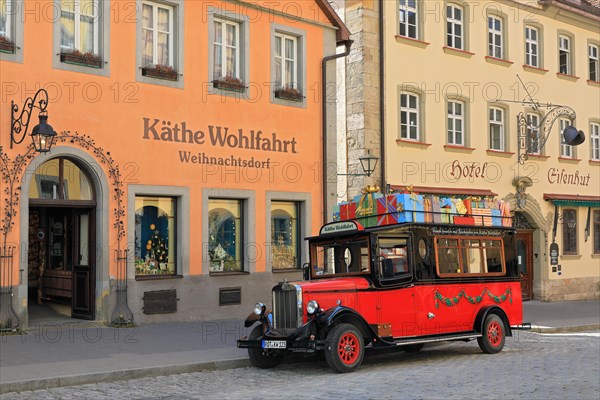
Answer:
324 323 364 373
477 314 506 354
247 325 284 369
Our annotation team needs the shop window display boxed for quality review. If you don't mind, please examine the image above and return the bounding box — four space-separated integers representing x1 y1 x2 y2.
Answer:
208 199 242 272
135 196 176 275
271 201 299 269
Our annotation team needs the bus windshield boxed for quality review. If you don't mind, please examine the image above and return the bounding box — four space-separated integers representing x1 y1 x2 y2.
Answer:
311 238 370 277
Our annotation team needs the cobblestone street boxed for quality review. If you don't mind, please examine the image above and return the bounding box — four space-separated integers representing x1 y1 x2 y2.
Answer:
2 332 598 400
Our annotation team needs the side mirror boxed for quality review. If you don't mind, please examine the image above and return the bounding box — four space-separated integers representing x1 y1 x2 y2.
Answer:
381 258 394 279
302 263 311 281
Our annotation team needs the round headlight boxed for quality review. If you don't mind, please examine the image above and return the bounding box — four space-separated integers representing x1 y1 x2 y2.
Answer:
254 302 265 315
306 300 319 315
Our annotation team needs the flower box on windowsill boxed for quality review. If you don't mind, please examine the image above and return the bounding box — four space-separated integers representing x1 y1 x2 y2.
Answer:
0 37 15 54
142 66 179 81
213 79 246 92
60 50 103 68
274 88 304 102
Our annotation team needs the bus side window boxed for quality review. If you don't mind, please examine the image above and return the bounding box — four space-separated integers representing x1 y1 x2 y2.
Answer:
378 237 410 278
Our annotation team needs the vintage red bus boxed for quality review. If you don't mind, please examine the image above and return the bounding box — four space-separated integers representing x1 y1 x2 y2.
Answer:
238 219 524 372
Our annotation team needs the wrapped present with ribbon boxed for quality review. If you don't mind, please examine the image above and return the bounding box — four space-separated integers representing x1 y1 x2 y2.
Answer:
353 186 382 227
377 196 397 226
423 195 434 223
394 193 425 223
463 198 472 216
500 200 512 227
340 202 356 220
472 208 492 226
491 209 502 226
440 197 456 224
454 216 475 225
454 198 468 215
332 205 341 221
431 196 443 223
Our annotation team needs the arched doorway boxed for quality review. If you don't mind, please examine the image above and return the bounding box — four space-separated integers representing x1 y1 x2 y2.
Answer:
27 157 97 320
513 212 534 301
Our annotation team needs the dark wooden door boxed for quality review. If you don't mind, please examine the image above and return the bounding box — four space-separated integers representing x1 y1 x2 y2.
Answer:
71 209 95 319
516 231 533 301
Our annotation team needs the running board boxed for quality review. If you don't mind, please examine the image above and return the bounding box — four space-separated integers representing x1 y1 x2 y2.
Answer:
372 332 482 348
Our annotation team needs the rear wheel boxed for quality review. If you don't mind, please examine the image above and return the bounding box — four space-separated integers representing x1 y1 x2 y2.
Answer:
247 325 283 369
325 323 364 373
477 314 506 354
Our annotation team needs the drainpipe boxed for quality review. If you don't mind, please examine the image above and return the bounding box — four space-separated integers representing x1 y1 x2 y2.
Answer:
321 40 353 225
378 0 386 192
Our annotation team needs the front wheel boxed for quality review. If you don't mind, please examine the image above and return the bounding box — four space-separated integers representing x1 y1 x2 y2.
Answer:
325 323 365 373
247 325 283 369
477 314 506 354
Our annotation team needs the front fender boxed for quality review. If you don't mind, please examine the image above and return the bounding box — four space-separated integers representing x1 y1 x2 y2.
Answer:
316 306 378 341
244 310 274 332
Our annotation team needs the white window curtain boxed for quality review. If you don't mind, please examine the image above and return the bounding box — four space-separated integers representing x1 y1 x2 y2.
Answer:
1 0 13 39
60 0 98 53
213 19 240 80
275 33 297 89
142 2 173 68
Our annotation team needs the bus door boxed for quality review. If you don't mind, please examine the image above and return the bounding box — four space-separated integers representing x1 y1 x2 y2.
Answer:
376 237 417 338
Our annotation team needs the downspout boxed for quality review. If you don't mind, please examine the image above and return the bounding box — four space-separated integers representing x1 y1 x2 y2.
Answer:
378 0 386 192
321 40 353 225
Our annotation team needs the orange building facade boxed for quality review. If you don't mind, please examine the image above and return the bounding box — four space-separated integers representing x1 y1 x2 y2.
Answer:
0 0 349 327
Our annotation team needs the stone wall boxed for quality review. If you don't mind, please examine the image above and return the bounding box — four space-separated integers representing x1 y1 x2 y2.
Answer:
541 277 600 301
342 0 381 200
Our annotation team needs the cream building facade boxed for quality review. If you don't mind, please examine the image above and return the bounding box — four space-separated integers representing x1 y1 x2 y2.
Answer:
336 0 600 301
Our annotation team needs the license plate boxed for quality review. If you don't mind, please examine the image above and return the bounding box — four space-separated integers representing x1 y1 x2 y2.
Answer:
262 340 286 349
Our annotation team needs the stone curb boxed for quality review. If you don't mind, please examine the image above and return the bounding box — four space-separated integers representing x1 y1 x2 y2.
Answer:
529 324 600 334
0 358 250 395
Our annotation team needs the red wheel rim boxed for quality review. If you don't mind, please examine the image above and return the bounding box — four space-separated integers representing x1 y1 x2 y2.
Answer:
487 321 503 347
338 332 360 365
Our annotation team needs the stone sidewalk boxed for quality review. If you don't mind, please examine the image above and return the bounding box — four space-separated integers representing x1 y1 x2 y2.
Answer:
1 300 598 394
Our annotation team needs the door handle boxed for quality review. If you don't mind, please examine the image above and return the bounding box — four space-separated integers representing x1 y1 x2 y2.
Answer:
428 312 435 320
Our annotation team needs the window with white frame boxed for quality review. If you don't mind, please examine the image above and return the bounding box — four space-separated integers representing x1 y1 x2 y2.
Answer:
560 118 573 158
213 18 240 81
0 0 13 43
447 100 464 146
489 107 504 151
142 1 174 69
399 0 418 39
559 35 571 75
526 113 541 154
400 93 420 141
488 16 503 59
60 0 99 55
525 26 539 68
589 44 599 82
274 32 298 90
591 122 600 161
446 4 463 50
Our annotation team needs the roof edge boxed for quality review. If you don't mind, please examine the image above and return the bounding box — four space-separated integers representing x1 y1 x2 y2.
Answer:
315 0 351 44
538 0 600 20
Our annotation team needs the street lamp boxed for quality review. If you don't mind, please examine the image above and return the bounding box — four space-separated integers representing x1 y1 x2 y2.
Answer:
339 151 379 177
11 89 56 153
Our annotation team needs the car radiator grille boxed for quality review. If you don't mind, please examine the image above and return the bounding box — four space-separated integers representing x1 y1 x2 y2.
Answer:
273 286 299 331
